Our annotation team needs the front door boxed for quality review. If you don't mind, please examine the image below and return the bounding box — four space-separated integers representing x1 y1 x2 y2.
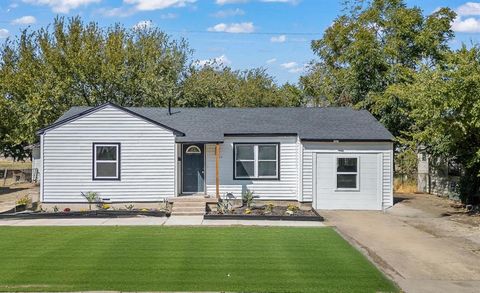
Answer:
182 144 205 193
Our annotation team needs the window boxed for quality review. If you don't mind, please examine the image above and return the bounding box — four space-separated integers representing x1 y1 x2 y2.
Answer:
234 143 279 179
185 145 201 154
336 157 358 189
93 143 120 180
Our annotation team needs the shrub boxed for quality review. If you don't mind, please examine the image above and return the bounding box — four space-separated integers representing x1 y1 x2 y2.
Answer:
242 190 255 208
16 195 31 206
81 191 100 210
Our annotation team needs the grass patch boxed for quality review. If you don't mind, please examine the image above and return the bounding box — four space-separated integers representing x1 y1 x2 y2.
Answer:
0 227 397 292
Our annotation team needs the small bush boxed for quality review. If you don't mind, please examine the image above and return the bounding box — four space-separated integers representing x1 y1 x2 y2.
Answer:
242 190 255 208
16 195 31 206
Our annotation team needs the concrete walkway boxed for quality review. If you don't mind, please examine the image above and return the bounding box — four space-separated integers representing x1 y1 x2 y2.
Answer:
322 203 480 293
0 215 325 227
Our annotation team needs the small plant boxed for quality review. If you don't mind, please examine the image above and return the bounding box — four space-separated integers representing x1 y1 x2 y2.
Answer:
53 205 59 213
242 190 255 208
265 203 274 214
286 203 299 215
101 204 111 210
63 208 71 212
16 195 32 206
81 191 100 210
244 208 252 214
125 204 135 211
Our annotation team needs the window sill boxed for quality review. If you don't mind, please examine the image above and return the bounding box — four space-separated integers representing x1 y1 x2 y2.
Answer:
334 188 360 192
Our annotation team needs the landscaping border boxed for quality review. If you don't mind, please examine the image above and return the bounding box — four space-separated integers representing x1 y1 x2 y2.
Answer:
0 210 169 219
204 210 324 221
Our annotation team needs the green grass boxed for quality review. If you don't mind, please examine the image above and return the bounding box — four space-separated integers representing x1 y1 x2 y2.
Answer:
0 227 397 292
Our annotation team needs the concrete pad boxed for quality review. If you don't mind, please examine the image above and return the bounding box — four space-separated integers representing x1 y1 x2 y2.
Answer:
202 219 325 227
322 206 480 293
164 215 203 226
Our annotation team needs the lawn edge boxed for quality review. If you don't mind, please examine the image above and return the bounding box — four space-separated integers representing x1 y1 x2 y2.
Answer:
331 226 402 293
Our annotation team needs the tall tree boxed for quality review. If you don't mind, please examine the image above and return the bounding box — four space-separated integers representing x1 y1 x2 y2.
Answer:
180 64 302 107
397 46 480 203
0 17 190 160
300 0 456 137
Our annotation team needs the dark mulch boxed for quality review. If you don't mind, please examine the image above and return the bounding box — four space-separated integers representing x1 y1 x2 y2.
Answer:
208 204 318 217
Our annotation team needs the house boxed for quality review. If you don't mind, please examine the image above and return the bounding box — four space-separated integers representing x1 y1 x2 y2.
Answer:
36 103 394 210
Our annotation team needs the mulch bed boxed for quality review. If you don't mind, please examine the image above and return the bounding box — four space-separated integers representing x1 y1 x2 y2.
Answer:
206 205 324 221
0 210 169 219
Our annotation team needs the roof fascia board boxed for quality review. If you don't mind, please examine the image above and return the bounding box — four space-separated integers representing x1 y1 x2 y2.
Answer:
37 102 185 136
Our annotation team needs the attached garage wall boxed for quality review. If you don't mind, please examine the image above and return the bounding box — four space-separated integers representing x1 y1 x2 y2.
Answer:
41 105 177 203
301 142 393 210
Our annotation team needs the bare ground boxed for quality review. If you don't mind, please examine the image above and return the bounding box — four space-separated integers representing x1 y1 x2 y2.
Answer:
0 183 39 213
322 193 480 293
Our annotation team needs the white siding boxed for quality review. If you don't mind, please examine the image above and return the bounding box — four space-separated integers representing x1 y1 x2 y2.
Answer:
204 136 299 200
314 153 382 210
42 105 176 203
302 141 394 210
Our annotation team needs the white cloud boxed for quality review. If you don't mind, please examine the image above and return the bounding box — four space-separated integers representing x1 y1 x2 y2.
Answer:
266 58 277 64
207 22 255 33
124 0 195 11
11 16 37 25
212 8 245 18
98 7 136 17
452 16 480 33
161 13 178 19
195 54 231 67
270 35 286 43
23 0 100 13
133 20 153 30
280 61 298 69
457 2 480 16
215 0 248 5
0 29 9 39
280 61 306 73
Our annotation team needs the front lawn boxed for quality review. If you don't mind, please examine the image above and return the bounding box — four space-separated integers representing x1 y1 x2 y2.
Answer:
0 227 397 292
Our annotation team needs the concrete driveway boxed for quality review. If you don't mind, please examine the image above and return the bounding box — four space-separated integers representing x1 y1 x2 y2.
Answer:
321 194 480 293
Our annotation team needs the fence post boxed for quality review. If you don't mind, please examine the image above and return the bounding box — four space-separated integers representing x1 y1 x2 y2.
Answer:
2 168 7 186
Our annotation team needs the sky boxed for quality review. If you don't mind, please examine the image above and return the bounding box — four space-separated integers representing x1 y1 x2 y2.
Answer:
0 0 479 84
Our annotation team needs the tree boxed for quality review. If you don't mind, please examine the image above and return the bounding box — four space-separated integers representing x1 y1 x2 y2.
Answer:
398 46 480 203
0 17 191 160
300 0 456 137
180 64 302 107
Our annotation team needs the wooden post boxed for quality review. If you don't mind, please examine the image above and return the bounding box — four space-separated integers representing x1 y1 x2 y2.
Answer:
2 168 7 186
215 143 220 199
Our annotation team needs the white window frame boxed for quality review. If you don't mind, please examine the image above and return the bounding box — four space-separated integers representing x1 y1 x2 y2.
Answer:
234 143 279 180
93 143 120 180
335 155 359 191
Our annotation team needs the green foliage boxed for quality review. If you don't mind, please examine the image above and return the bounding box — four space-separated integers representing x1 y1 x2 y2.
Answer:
15 195 31 206
180 64 303 107
395 148 418 177
81 191 99 210
397 46 480 203
301 0 456 138
0 16 190 160
242 190 255 208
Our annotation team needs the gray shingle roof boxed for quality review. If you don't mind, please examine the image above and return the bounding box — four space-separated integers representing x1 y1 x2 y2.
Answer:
51 105 394 142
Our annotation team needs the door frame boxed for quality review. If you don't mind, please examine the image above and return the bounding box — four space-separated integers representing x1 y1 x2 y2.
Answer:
180 143 206 195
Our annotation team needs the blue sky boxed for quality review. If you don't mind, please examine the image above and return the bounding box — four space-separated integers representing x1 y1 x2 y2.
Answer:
0 0 479 84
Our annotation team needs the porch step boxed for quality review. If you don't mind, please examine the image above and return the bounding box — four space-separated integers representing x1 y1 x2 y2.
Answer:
171 198 209 216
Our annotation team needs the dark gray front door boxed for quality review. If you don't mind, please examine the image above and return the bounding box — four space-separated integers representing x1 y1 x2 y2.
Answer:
182 144 205 193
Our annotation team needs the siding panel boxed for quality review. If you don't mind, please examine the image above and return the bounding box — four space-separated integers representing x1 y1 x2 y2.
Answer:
301 141 394 209
204 137 299 200
42 105 176 203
